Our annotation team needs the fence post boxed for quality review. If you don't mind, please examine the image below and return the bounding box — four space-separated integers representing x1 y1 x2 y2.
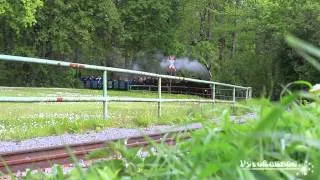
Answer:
158 77 162 117
233 87 236 103
246 88 249 100
103 70 108 119
212 84 215 103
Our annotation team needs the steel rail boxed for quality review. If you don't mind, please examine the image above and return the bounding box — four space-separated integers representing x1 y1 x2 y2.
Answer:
0 130 195 174
0 54 249 89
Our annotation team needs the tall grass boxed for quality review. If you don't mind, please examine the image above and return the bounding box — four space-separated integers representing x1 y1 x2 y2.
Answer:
20 94 320 179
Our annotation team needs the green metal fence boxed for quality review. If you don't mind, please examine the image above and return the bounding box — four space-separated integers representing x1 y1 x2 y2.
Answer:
0 54 252 119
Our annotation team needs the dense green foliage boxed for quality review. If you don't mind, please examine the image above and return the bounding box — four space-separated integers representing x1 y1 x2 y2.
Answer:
0 0 319 97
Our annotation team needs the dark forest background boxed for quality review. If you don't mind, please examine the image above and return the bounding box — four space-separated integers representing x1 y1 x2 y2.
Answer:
0 0 319 98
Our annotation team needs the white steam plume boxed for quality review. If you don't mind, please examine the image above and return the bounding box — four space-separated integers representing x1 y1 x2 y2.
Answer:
160 57 207 73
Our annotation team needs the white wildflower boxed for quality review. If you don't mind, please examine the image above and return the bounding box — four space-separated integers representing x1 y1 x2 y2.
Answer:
310 84 320 93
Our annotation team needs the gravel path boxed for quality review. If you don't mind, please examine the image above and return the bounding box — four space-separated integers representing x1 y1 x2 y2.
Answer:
0 123 202 153
0 112 257 154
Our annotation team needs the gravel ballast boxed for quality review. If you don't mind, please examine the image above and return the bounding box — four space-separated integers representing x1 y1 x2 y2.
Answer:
0 123 202 153
0 113 257 154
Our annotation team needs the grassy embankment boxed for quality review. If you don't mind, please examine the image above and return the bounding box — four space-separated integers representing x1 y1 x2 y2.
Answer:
6 91 320 179
0 87 250 140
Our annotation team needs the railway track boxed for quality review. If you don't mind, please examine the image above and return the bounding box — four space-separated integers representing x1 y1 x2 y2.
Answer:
0 131 192 175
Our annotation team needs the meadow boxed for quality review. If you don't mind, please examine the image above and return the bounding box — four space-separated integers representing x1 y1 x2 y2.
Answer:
0 87 247 141
14 92 320 179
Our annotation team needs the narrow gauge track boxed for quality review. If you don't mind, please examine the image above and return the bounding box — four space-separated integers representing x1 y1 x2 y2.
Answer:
0 131 193 174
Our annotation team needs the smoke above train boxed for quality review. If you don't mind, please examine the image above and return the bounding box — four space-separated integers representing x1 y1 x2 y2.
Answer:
131 52 210 79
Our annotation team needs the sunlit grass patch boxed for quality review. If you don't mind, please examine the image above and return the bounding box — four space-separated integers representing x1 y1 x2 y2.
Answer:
0 87 249 140
0 86 202 99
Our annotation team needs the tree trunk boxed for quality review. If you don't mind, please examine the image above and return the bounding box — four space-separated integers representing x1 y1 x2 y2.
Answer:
218 37 225 61
200 10 207 40
203 61 213 80
207 3 213 41
231 31 236 58
218 10 225 61
231 0 241 58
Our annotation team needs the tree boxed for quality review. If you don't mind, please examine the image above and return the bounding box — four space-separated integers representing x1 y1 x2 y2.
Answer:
0 0 319 99
0 0 43 30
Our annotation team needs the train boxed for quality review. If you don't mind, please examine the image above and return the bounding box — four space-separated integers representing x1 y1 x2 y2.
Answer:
80 76 213 98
